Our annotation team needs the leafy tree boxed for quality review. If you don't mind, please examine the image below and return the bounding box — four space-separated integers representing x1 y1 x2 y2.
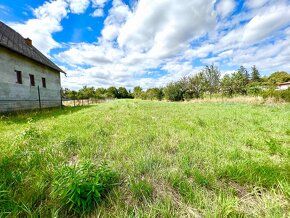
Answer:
163 82 184 101
145 88 163 100
238 66 250 83
221 74 234 97
203 64 221 95
127 90 134 99
267 71 290 85
251 65 260 82
133 86 143 99
79 86 95 99
95 88 107 99
62 88 77 99
106 87 118 98
118 87 129 98
232 71 248 95
246 82 262 96
184 72 207 99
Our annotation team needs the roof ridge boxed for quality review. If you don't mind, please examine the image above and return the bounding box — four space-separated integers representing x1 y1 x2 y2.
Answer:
0 21 65 74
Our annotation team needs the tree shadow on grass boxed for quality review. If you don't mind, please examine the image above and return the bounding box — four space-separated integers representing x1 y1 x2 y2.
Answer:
0 105 97 125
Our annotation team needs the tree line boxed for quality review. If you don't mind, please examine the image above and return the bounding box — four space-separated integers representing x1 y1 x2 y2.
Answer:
62 65 290 102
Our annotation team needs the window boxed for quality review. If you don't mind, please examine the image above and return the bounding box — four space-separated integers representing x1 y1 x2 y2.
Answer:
42 77 46 88
15 70 22 84
29 74 35 86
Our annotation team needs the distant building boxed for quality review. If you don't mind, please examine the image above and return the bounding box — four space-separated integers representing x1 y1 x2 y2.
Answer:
0 21 65 112
277 82 290 90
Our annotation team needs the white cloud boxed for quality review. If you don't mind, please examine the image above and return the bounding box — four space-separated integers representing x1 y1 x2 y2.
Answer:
68 0 90 14
101 0 131 40
245 0 269 9
12 0 284 89
91 8 104 17
91 0 109 8
8 0 93 55
118 0 215 58
10 0 68 55
90 0 109 18
216 0 236 17
57 42 123 66
58 0 218 89
243 4 290 44
0 4 10 15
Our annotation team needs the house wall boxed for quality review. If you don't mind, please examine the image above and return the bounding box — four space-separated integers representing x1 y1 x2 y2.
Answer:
0 47 62 112
277 84 290 90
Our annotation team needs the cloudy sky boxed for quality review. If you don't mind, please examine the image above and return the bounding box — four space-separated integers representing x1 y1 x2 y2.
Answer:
1 0 290 90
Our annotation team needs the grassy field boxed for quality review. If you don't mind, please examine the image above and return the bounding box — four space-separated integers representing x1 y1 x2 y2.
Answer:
0 100 289 217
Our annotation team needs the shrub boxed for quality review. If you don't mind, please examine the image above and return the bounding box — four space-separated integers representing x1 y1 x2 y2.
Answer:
261 88 290 102
280 88 290 102
51 161 118 215
246 83 262 96
163 82 184 101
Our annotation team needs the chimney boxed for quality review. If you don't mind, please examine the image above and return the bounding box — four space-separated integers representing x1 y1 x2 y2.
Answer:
24 38 32 46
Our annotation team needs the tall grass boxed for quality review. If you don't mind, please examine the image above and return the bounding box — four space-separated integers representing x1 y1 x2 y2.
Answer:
0 100 289 216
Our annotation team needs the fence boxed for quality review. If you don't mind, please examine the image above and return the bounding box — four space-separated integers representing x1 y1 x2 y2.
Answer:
0 86 62 113
0 84 112 113
62 98 110 107
62 98 100 106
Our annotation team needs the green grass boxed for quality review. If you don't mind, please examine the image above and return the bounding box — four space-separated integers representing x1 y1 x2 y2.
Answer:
0 100 289 217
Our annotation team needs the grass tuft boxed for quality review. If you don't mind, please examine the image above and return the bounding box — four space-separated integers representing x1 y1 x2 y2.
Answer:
51 160 118 215
130 179 154 202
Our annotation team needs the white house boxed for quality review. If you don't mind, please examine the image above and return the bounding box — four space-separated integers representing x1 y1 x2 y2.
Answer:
0 21 65 112
277 82 290 90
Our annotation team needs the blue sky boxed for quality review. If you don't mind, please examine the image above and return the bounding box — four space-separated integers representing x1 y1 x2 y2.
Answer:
1 0 290 89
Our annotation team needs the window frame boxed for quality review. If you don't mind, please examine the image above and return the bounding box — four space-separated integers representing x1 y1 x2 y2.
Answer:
15 70 22 84
29 74 35 86
42 77 46 88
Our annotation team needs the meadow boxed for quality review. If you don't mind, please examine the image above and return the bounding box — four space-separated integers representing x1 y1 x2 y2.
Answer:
0 100 289 217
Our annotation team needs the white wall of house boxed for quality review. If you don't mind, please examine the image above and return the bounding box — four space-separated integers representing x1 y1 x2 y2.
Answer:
0 47 62 112
277 84 290 90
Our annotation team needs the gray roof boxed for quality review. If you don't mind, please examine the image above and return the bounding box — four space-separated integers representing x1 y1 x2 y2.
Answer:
0 21 65 73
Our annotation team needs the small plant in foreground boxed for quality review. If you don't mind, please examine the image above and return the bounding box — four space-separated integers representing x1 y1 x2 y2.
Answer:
130 179 153 202
265 138 282 155
51 161 118 215
62 136 80 152
19 126 40 140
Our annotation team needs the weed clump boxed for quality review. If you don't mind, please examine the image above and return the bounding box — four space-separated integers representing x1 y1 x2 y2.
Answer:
130 179 153 202
19 126 40 140
265 138 282 155
51 161 118 215
62 136 81 153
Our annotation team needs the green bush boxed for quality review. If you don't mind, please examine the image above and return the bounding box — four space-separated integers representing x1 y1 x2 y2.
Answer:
280 88 290 102
163 82 184 101
261 88 290 102
51 161 118 215
246 83 262 96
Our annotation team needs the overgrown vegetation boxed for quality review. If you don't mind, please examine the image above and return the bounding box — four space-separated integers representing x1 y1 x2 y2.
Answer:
52 161 118 215
62 66 290 102
0 100 289 216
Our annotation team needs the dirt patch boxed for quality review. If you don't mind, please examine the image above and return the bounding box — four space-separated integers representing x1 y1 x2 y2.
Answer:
153 179 202 217
68 155 79 166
